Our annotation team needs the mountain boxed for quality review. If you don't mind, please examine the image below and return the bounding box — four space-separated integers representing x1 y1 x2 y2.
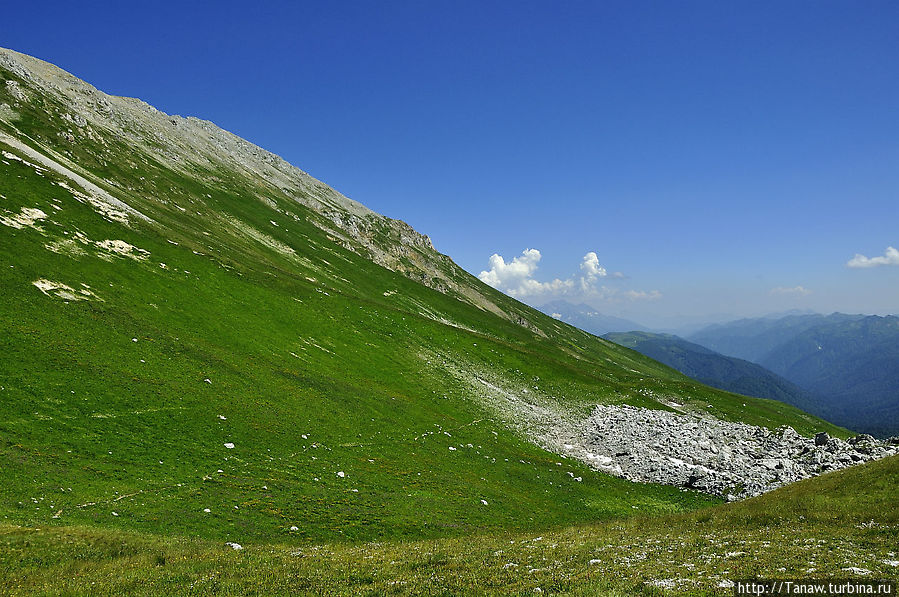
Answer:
688 312 865 362
2 47 888 591
690 313 899 436
603 331 819 414
759 315 899 437
539 299 649 335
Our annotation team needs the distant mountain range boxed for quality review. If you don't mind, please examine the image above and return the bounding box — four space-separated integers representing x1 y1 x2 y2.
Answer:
603 331 819 416
689 314 899 437
689 313 866 363
539 300 649 335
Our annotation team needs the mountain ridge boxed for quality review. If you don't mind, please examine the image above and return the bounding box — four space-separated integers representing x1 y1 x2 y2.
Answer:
603 331 819 414
689 313 899 436
0 47 541 329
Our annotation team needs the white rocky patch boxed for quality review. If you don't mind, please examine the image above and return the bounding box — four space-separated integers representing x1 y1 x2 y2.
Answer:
0 206 47 229
225 542 243 550
95 239 150 261
41 228 151 263
32 279 102 302
44 237 88 257
1 149 43 171
842 567 871 575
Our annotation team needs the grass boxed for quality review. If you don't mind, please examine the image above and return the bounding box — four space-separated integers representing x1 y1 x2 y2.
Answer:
2 455 896 595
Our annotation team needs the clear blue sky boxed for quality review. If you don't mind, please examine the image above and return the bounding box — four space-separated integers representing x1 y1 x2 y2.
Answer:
4 1 897 326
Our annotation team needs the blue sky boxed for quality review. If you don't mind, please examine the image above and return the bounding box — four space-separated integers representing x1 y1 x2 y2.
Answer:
3 1 897 327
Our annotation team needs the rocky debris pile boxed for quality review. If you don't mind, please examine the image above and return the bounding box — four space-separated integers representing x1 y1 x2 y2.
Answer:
560 404 899 500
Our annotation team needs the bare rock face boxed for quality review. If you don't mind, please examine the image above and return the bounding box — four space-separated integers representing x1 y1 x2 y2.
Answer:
556 404 899 500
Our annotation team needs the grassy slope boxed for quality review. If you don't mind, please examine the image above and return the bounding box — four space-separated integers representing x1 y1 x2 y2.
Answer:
0 57 851 555
2 455 896 596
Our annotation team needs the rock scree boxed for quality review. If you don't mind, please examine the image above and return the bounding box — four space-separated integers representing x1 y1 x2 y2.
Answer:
556 404 899 500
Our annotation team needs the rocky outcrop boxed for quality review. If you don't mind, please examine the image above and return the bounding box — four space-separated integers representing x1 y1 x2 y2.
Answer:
556 404 899 500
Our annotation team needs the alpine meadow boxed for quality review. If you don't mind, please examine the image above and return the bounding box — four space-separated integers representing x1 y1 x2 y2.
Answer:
1 47 897 596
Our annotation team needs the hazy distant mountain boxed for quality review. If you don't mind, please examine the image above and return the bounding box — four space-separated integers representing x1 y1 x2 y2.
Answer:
689 313 899 437
540 300 649 336
758 315 899 437
688 313 865 363
603 331 818 414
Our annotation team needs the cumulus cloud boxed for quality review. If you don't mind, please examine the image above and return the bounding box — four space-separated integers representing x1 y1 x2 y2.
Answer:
477 248 541 290
580 251 607 280
477 249 573 297
770 285 811 296
478 248 658 302
578 252 607 291
847 246 899 268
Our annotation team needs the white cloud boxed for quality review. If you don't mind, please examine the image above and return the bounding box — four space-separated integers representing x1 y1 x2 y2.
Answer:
477 249 573 297
580 251 607 279
847 246 899 268
478 249 658 302
770 285 811 296
477 248 540 289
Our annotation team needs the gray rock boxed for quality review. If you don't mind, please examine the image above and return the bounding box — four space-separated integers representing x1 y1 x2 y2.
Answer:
551 404 899 500
4 79 27 102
